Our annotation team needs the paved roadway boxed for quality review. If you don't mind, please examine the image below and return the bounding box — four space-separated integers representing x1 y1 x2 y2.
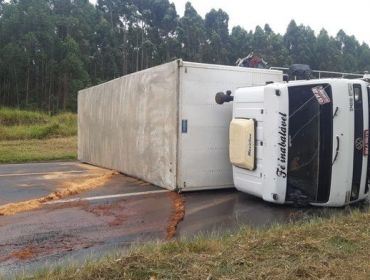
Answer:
0 162 352 277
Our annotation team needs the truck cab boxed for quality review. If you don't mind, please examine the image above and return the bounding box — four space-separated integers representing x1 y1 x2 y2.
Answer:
226 79 369 206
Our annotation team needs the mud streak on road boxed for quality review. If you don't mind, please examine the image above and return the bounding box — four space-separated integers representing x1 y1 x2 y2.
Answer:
0 171 117 216
166 192 185 239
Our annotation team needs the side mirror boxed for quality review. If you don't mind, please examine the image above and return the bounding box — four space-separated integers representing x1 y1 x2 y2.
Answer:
215 90 234 105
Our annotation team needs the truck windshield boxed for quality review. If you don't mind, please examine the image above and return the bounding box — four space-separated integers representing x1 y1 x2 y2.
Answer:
287 84 333 204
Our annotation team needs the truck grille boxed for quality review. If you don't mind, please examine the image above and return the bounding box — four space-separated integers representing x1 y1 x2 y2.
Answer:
351 84 364 201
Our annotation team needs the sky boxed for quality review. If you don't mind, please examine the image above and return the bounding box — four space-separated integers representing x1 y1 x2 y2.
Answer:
90 0 370 45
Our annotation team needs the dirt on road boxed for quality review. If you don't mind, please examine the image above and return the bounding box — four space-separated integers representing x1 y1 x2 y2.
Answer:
167 192 185 239
0 169 117 216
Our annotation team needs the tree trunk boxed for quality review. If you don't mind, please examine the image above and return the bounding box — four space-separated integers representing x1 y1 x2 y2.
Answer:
136 32 139 72
122 26 127 75
48 70 53 114
13 66 19 108
141 26 144 70
26 63 30 106
62 73 68 111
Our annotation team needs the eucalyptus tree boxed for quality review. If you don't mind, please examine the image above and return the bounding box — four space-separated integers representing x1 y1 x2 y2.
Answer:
203 8 230 64
284 20 317 67
177 2 206 62
229 26 253 64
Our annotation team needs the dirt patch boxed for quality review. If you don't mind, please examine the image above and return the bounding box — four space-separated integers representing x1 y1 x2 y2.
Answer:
0 235 97 263
0 242 95 263
43 171 83 180
86 203 127 227
0 171 117 216
0 246 37 262
10 246 37 260
45 200 90 211
166 192 185 240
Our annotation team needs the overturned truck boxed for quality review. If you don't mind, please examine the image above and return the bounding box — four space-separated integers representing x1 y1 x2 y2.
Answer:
79 59 369 207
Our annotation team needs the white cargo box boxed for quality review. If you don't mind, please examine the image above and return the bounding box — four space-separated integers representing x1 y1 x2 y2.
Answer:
78 60 282 191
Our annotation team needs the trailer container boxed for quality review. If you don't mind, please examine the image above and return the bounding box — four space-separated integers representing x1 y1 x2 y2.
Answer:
78 60 283 191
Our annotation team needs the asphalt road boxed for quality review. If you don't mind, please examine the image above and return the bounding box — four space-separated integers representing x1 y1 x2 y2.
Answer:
0 162 347 277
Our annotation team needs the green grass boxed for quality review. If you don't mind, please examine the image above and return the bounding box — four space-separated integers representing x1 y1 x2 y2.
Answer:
0 108 77 140
0 107 77 163
0 137 77 163
20 207 370 280
0 107 49 126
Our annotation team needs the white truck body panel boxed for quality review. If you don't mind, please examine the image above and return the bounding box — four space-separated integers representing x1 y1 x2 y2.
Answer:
78 62 179 189
78 60 283 191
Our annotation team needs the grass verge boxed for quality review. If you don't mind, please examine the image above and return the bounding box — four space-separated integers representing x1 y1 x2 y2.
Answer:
0 107 77 163
0 109 77 141
0 107 49 126
0 137 77 163
25 208 369 280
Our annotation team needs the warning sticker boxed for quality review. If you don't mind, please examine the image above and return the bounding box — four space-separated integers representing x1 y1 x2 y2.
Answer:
312 86 331 105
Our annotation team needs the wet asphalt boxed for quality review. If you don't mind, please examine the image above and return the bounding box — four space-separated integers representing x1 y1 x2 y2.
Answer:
0 161 361 277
